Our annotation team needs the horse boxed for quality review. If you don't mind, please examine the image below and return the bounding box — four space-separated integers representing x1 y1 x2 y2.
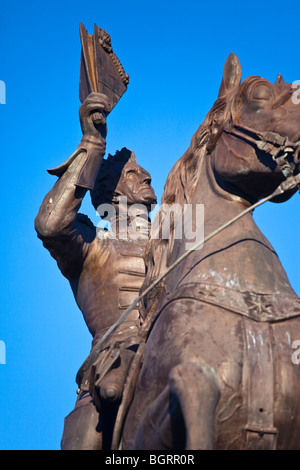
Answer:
118 53 300 450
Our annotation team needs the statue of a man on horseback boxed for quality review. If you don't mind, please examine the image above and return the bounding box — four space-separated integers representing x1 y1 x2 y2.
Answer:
35 22 300 450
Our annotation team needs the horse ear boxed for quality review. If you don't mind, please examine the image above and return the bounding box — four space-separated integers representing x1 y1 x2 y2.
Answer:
275 73 285 84
218 53 242 98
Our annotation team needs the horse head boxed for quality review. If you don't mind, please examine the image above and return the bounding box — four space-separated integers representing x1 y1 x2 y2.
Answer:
208 53 300 202
143 54 300 308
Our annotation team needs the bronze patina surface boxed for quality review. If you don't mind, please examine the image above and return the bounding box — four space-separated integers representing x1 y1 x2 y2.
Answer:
121 53 300 450
35 25 156 450
35 24 300 450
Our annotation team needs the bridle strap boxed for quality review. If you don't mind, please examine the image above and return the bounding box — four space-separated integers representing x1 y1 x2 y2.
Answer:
225 123 287 156
224 122 300 181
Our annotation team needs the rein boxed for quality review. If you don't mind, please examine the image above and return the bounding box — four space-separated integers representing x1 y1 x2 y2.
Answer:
76 129 300 387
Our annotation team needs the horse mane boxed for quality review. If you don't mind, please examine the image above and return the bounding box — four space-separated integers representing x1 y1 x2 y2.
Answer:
163 86 239 207
142 87 239 302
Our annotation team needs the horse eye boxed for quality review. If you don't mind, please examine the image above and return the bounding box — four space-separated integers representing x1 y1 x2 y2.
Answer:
251 84 272 100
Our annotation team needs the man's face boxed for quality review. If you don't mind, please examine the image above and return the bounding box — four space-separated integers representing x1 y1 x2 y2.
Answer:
114 162 157 208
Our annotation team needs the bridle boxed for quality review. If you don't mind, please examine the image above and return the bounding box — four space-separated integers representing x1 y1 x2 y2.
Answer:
224 122 300 181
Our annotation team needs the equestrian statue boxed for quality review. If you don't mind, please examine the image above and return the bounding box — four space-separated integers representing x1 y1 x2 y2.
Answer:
35 24 300 450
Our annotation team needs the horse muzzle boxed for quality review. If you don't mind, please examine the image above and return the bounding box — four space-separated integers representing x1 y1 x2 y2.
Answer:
273 143 300 179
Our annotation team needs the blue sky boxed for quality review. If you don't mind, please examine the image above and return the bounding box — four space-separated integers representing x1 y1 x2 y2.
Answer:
1 0 299 450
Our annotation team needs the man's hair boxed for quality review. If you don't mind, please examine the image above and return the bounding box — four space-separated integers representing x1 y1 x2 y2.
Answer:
90 147 137 210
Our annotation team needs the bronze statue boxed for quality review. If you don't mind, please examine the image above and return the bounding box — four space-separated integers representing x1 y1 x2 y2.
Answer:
34 94 156 449
119 53 300 450
34 25 157 449
35 22 300 449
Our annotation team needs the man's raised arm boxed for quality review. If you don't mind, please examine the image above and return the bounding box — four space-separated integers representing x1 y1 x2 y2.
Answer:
34 93 109 278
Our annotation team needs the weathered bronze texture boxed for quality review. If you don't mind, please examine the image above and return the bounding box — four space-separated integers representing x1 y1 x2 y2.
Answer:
34 25 156 450
35 107 157 449
120 53 300 450
35 22 300 449
79 23 129 112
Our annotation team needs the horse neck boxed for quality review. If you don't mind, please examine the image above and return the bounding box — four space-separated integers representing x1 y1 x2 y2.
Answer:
171 154 296 296
189 154 260 238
